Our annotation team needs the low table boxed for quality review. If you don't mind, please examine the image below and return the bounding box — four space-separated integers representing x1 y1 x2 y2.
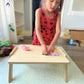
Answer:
8 45 70 83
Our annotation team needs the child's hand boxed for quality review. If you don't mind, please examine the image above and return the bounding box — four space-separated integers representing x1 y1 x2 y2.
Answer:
48 44 55 54
41 45 48 55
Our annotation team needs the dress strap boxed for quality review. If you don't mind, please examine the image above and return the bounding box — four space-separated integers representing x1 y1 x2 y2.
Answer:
39 8 42 17
54 10 58 17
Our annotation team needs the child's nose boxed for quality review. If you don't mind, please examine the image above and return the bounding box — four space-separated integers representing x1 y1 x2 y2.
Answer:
52 2 56 8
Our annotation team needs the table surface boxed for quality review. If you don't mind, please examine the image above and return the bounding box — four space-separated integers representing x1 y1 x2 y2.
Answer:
8 45 70 64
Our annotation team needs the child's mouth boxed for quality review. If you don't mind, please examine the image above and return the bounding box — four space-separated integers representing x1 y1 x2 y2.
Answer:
51 8 54 10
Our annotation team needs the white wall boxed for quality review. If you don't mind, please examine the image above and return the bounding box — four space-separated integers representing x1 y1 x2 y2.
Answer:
0 4 3 40
24 0 32 36
61 0 84 32
72 0 84 11
24 0 30 30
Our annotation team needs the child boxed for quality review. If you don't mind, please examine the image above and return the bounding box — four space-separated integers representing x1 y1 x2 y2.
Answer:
32 0 64 55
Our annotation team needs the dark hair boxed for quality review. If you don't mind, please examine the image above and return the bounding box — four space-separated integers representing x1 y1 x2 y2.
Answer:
60 0 64 11
56 0 64 12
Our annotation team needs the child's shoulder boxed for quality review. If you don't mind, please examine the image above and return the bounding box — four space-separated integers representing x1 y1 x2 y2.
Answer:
35 8 42 14
35 8 43 18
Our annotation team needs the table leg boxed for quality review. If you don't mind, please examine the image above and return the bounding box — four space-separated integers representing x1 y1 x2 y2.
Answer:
9 64 13 83
64 64 68 82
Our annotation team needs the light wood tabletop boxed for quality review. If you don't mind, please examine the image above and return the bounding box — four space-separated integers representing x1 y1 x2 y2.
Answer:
8 45 70 83
8 45 69 64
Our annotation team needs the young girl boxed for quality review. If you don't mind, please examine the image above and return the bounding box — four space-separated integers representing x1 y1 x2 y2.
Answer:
32 0 64 55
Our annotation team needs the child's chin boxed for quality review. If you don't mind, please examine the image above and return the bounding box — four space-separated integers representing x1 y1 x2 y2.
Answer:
49 10 54 12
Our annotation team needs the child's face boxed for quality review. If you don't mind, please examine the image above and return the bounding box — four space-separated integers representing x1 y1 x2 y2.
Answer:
45 0 61 12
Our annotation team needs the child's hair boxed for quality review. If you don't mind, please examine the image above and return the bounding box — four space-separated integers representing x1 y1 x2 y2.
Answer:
40 0 46 8
60 0 64 11
40 0 64 12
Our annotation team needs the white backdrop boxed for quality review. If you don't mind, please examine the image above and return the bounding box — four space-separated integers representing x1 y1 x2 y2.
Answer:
0 0 10 41
61 0 84 33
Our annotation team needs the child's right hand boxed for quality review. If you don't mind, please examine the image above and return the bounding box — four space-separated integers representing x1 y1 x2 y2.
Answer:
41 45 48 55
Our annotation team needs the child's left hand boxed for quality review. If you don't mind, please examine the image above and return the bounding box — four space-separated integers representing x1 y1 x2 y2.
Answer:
47 44 55 54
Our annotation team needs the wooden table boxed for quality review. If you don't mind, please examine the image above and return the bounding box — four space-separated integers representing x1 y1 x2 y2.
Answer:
8 45 70 83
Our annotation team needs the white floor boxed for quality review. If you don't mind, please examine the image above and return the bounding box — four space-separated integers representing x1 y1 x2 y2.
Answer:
0 56 84 84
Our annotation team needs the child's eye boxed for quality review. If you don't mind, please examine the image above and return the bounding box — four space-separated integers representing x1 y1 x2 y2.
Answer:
56 1 60 4
50 0 54 2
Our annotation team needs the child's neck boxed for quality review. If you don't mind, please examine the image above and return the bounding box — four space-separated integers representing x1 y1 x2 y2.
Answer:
44 8 54 19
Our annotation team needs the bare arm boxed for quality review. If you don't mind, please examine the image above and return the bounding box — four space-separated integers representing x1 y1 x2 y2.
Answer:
35 9 48 54
48 14 61 53
35 9 45 46
50 14 61 46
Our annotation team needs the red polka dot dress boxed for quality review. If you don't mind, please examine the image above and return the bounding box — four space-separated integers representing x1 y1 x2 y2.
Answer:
32 8 58 45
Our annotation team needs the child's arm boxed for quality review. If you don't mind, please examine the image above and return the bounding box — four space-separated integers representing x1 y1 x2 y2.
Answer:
48 15 61 52
35 9 48 54
35 9 45 45
51 14 61 45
